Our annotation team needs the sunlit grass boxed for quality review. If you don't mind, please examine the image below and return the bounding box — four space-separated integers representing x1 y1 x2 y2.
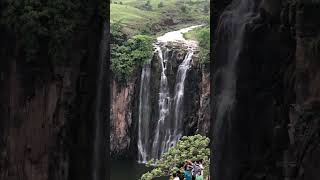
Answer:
110 4 159 24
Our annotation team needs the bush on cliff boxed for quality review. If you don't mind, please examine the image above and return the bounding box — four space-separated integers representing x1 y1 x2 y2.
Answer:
111 34 154 81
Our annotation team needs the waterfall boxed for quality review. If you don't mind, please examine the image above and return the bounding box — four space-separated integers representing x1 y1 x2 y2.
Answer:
151 46 172 159
161 48 194 154
213 0 261 179
137 58 152 163
137 25 200 162
151 46 194 160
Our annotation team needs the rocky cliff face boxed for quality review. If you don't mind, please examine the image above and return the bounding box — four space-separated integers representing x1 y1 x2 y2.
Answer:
110 74 140 159
197 63 210 135
110 42 211 159
0 11 107 180
211 0 320 180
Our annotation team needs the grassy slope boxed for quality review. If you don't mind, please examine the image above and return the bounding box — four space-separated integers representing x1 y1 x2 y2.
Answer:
111 0 209 36
183 26 206 40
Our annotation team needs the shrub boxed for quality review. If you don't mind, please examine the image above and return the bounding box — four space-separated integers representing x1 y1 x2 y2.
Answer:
181 5 188 13
158 2 164 8
143 0 152 11
196 27 210 63
139 23 152 35
140 134 211 180
111 35 154 81
111 21 127 44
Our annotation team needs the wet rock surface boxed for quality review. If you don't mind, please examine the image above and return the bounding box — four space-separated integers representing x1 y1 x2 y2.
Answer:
211 0 320 180
110 42 211 159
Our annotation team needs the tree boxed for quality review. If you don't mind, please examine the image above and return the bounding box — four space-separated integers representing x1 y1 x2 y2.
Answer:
111 20 127 44
140 134 210 180
0 0 108 63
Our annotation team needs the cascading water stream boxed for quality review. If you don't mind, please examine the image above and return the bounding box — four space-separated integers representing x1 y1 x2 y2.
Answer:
161 48 194 154
138 25 201 162
213 0 261 179
151 46 171 159
137 58 152 163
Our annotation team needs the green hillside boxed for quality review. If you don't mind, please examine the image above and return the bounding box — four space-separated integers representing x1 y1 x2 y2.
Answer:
111 0 210 36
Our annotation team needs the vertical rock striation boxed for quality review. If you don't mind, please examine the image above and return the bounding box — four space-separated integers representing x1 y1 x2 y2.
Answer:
211 0 320 180
0 2 107 179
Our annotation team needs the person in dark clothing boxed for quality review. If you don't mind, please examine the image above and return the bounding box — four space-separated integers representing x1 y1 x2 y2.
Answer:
177 170 184 180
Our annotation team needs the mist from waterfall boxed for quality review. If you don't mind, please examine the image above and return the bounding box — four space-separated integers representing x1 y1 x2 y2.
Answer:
213 0 261 179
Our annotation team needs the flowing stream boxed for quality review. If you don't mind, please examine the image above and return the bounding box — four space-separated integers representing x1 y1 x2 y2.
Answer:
138 25 201 162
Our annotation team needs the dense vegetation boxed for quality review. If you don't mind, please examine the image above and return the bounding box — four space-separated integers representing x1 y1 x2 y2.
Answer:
140 134 210 180
0 0 107 62
111 21 154 81
110 0 210 80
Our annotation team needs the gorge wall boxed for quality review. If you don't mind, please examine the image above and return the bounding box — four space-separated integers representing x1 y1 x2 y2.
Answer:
211 0 320 180
110 43 211 159
0 2 108 180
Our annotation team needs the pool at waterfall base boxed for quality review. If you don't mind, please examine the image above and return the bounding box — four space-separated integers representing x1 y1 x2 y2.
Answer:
110 160 168 180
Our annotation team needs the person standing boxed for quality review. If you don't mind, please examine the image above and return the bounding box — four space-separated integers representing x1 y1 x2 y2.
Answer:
195 172 204 180
173 172 180 180
184 167 192 180
198 159 204 176
177 170 184 180
183 161 192 180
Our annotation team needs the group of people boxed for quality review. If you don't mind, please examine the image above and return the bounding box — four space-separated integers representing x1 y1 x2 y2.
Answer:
172 160 204 180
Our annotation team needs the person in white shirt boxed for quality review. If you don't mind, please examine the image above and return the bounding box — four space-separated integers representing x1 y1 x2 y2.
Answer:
173 172 180 180
198 159 204 176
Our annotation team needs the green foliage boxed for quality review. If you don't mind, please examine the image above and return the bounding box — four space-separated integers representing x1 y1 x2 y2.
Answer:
111 34 154 81
0 0 107 63
138 23 153 35
203 4 209 13
197 27 210 50
1 0 74 60
111 0 209 36
196 27 210 63
158 2 164 8
181 5 188 13
143 0 153 11
141 134 211 180
184 26 210 63
111 20 127 44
